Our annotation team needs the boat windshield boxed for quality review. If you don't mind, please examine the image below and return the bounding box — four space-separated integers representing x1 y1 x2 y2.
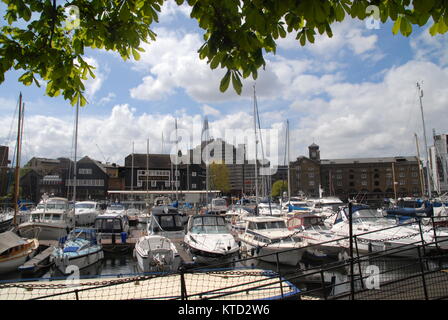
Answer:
36 202 68 210
94 218 122 232
75 203 95 209
107 205 124 211
191 216 230 234
152 214 184 231
252 220 287 230
352 209 384 220
270 236 295 244
212 199 227 207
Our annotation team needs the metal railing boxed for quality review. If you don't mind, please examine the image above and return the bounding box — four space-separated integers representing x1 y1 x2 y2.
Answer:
1 215 448 300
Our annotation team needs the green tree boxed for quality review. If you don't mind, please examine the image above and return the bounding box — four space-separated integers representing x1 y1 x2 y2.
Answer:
209 161 230 193
1 0 447 104
271 180 287 197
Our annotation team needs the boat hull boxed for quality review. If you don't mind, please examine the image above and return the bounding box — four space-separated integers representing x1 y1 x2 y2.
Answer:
0 239 38 274
75 212 97 226
18 222 70 241
240 240 304 266
53 249 104 274
185 244 240 265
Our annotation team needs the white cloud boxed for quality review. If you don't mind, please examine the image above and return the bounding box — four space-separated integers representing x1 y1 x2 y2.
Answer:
410 27 448 67
202 104 221 117
82 56 108 102
277 19 380 58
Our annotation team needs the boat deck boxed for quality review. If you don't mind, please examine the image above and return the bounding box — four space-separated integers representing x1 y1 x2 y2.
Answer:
18 246 54 273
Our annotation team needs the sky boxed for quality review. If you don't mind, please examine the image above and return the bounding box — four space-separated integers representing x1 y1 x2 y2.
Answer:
0 1 447 169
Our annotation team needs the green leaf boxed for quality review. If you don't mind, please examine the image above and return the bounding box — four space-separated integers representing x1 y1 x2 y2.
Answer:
392 16 401 35
231 72 242 95
413 0 435 13
219 70 231 92
132 48 141 60
400 16 413 36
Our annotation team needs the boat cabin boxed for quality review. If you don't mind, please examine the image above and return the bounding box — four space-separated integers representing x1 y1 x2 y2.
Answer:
94 214 129 234
187 215 230 234
286 214 326 231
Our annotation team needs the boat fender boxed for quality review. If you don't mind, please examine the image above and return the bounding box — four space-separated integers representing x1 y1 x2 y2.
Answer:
250 247 255 256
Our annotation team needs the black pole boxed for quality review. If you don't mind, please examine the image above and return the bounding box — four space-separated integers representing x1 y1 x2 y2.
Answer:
349 201 355 300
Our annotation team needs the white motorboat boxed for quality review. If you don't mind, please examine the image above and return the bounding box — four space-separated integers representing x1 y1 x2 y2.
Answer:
184 215 240 265
147 206 186 240
330 205 448 258
239 216 308 266
74 201 102 226
258 202 285 217
134 206 185 272
208 198 228 214
94 209 130 243
51 228 104 274
225 206 254 234
281 197 314 214
0 231 39 274
104 203 127 216
17 197 75 241
134 235 181 273
307 197 345 219
286 213 346 259
0 210 14 233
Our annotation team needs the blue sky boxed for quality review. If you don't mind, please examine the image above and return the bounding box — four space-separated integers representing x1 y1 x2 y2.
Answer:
1 1 447 167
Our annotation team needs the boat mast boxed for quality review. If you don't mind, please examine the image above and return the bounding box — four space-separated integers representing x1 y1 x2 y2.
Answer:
131 141 134 200
146 138 149 203
253 85 259 206
175 118 179 201
13 93 24 225
73 98 79 203
287 119 291 203
417 82 431 198
414 133 425 198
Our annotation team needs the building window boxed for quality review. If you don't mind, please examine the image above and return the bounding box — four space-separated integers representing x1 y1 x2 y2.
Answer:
165 181 170 188
349 174 354 179
337 181 343 186
399 180 405 185
191 183 197 189
151 180 156 187
399 173 406 178
412 172 418 177
309 181 315 186
336 174 342 180
308 173 314 178
78 168 92 175
361 180 367 186
361 174 367 179
192 172 197 177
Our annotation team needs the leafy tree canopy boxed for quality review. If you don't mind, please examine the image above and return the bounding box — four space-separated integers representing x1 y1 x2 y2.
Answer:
209 161 230 193
1 0 447 106
271 179 287 197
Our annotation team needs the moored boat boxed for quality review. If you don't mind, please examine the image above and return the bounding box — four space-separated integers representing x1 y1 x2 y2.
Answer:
184 215 240 265
50 228 104 274
239 216 307 266
0 231 39 274
17 197 75 241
